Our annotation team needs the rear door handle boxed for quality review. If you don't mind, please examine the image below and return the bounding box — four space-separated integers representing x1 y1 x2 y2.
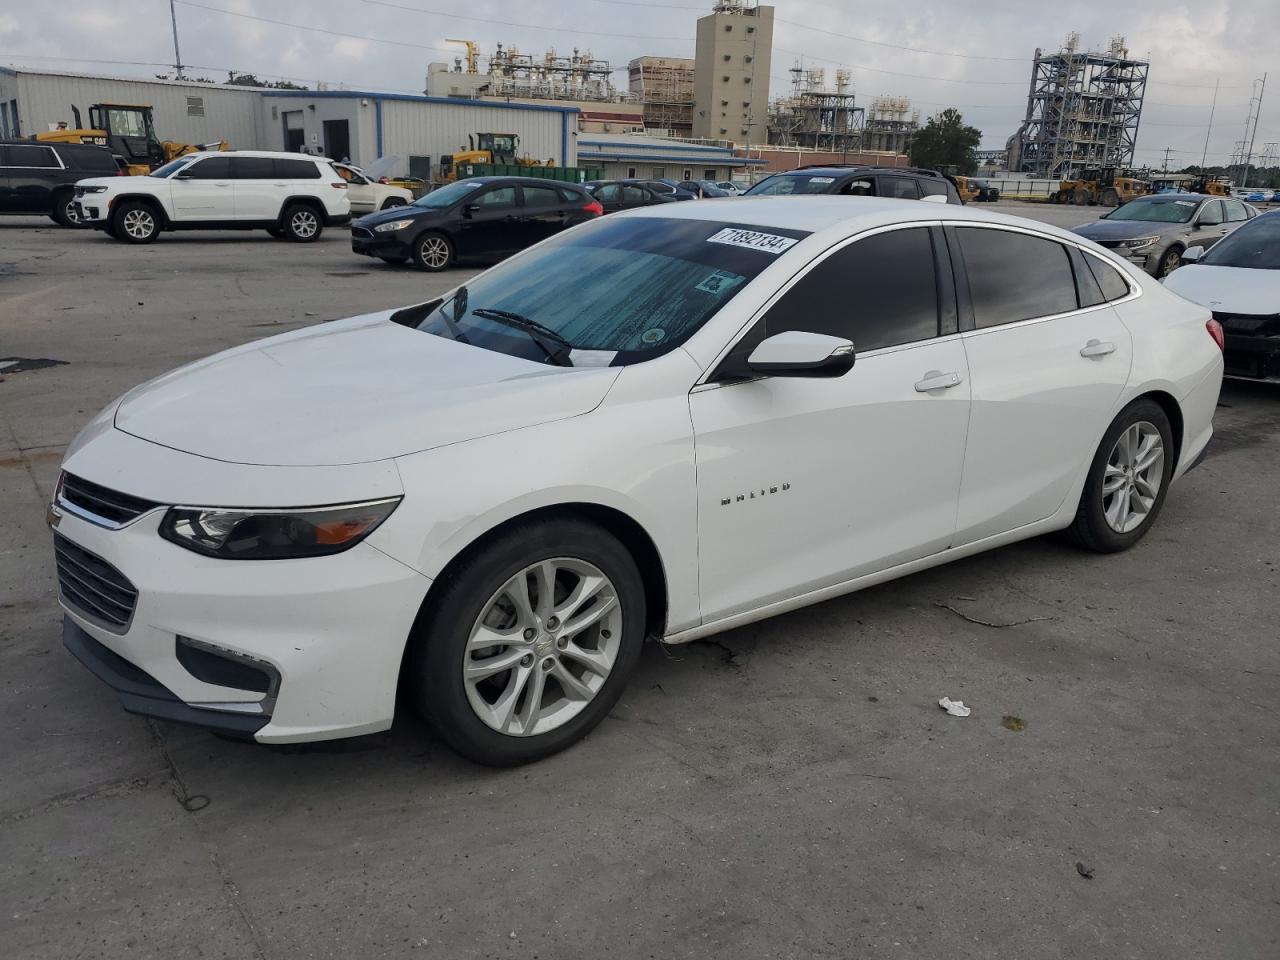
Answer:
1079 339 1116 358
914 370 962 392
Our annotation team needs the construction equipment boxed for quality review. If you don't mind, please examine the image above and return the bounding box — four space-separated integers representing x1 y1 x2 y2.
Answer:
1052 167 1148 206
1186 174 1233 197
35 104 228 176
438 133 554 182
950 175 981 203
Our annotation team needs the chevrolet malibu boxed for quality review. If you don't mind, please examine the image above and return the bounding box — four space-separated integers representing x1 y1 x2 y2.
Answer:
52 198 1224 766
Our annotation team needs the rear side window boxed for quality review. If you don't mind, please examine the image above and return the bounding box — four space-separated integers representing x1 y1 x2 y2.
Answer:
623 185 647 203
64 148 117 174
918 179 948 198
594 184 619 202
880 176 920 200
1223 199 1248 222
232 157 274 179
6 144 59 168
522 185 562 207
958 228 1077 327
1084 253 1131 302
272 158 321 179
761 227 939 352
185 156 231 179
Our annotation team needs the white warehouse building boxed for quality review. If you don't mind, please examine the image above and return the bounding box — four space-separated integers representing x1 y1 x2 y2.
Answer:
0 69 579 180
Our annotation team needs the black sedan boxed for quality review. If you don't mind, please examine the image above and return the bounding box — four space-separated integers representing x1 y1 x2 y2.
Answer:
351 177 603 271
587 180 679 214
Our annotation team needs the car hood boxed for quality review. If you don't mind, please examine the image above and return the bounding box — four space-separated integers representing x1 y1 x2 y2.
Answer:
354 204 438 229
1073 219 1180 241
1163 264 1280 316
113 312 621 466
76 175 140 189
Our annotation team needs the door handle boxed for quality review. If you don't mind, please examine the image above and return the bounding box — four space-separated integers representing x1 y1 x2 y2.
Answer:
1079 338 1116 358
913 370 962 392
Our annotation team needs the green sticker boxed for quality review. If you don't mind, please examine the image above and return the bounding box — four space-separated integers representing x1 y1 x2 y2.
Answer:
695 270 745 295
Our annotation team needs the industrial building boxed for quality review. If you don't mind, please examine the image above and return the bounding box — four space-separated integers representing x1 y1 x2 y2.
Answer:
1008 34 1148 179
628 57 695 137
862 96 919 155
768 67 863 152
576 133 765 182
692 1 774 143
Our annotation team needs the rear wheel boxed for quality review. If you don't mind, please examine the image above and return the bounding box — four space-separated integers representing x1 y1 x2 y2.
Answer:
1073 188 1090 206
112 200 161 243
412 231 453 271
281 203 322 242
1066 399 1174 553
413 517 645 766
1101 188 1119 207
49 190 78 227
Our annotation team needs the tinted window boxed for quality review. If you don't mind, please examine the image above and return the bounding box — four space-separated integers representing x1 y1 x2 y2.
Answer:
958 228 1077 327
761 228 939 352
232 157 274 179
1223 199 1248 222
839 178 873 196
522 185 562 208
919 179 948 198
474 186 516 208
185 156 232 179
1196 200 1224 225
647 181 676 194
622 185 648 203
1069 246 1106 308
880 176 920 200
6 144 59 168
1084 253 1131 300
272 158 320 179
594 184 620 202
1201 214 1280 269
62 147 117 174
745 173 841 196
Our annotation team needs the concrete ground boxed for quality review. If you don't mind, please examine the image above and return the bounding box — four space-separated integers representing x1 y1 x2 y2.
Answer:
1 203 1277 960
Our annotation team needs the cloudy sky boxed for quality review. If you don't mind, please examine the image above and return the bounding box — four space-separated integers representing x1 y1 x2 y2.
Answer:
2 0 1274 164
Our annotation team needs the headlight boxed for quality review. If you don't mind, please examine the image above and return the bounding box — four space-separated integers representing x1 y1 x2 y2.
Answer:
1123 236 1159 249
374 219 415 233
159 498 401 560
79 185 108 194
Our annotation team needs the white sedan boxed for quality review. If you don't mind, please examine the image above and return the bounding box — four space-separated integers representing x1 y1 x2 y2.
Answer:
51 198 1224 765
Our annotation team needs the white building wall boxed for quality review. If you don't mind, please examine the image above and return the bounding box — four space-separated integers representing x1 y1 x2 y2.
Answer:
378 98 574 173
259 95 374 163
12 71 265 148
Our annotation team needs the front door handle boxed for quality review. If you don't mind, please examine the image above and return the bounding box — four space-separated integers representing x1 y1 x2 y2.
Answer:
914 370 962 392
1080 338 1116 358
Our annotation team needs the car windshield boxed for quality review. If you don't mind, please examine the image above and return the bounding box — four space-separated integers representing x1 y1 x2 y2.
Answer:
1104 197 1198 223
149 157 194 178
395 217 811 366
411 180 484 209
1200 214 1280 270
745 174 840 196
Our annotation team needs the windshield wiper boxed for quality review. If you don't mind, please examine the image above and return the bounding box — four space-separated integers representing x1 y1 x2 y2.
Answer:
472 308 573 366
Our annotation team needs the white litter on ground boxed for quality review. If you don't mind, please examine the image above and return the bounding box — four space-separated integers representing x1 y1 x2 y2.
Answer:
938 697 971 718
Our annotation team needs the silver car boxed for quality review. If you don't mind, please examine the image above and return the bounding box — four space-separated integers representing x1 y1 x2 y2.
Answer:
1072 194 1257 278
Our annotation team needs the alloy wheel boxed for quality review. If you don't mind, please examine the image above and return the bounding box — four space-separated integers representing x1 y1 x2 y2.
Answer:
419 236 450 269
65 201 80 225
122 208 155 240
1103 421 1165 534
291 209 318 239
463 558 623 737
1159 249 1181 277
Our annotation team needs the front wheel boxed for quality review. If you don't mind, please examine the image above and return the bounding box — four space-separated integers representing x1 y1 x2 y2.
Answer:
413 518 646 766
412 231 453 271
380 197 407 210
1155 246 1182 278
1066 398 1174 553
112 200 161 243
281 204 322 242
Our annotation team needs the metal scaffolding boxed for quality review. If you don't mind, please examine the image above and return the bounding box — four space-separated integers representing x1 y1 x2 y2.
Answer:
863 95 918 155
1015 34 1148 179
628 56 695 134
767 67 865 150
488 44 623 103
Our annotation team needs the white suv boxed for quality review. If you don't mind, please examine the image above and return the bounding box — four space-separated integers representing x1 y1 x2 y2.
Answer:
72 150 351 243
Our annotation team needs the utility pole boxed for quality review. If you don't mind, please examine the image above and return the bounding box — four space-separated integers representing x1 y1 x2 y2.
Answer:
1243 72 1266 188
1161 146 1173 172
1200 77 1218 169
1237 73 1267 187
169 0 185 80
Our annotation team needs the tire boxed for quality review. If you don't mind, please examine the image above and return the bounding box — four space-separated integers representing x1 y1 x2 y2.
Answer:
412 517 646 766
1155 246 1182 278
111 199 161 244
411 231 454 271
49 190 78 227
281 203 323 242
266 227 284 238
380 197 407 210
1073 189 1090 206
1101 188 1119 207
1065 398 1174 553
378 255 408 265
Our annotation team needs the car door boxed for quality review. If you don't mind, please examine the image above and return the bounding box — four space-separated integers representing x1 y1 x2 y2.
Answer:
950 225 1133 545
171 155 234 220
4 143 62 213
0 146 14 212
229 156 276 221
689 225 971 621
1186 199 1230 251
622 184 654 209
454 183 519 258
1221 198 1252 236
336 163 376 214
518 183 569 245
593 183 622 213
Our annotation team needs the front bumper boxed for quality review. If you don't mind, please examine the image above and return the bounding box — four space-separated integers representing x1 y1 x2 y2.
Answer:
72 200 109 225
326 212 352 226
52 502 431 743
351 226 414 259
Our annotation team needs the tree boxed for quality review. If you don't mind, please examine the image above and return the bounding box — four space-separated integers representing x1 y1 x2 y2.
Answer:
909 108 982 174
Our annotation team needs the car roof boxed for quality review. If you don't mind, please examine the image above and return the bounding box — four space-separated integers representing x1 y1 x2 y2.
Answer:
780 165 946 178
182 150 327 161
457 175 587 188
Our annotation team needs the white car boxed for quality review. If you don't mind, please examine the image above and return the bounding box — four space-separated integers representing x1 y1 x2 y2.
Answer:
333 162 413 215
1163 210 1280 381
72 150 351 243
51 198 1223 766
716 181 746 196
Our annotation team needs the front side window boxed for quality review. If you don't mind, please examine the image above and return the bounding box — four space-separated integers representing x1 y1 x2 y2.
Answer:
1104 197 1198 223
756 227 940 352
411 179 482 209
958 228 1078 327
396 218 810 365
6 145 59 168
1200 214 1280 270
185 156 232 179
1196 200 1224 225
107 108 148 138
594 184 620 202
474 186 516 208
150 156 195 178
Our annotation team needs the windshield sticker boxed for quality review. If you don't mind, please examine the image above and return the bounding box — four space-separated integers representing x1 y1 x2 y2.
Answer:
640 328 666 345
807 176 835 184
694 270 745 295
568 349 618 367
707 227 800 255
1174 200 1195 206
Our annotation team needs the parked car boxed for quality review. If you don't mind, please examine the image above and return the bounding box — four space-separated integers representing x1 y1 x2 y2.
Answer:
53 198 1222 766
333 162 412 215
0 139 120 226
350 176 602 271
1163 210 1280 381
635 178 698 200
587 180 677 214
72 150 351 243
715 181 746 195
744 165 963 204
1072 194 1258 278
1243 188 1274 204
969 178 1000 202
684 180 730 198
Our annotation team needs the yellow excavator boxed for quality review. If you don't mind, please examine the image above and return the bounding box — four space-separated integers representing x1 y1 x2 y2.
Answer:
36 103 228 176
438 133 554 182
1052 167 1148 207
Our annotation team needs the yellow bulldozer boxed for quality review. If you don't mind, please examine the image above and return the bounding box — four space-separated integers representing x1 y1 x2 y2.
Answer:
438 133 554 182
36 103 228 176
1052 167 1149 207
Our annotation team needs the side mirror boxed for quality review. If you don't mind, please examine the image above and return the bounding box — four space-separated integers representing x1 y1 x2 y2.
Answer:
1182 245 1204 263
174 173 193 181
747 331 855 378
463 203 481 217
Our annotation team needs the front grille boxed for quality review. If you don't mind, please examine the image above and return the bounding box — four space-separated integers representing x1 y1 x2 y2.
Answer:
59 472 160 526
53 533 138 632
351 226 374 239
